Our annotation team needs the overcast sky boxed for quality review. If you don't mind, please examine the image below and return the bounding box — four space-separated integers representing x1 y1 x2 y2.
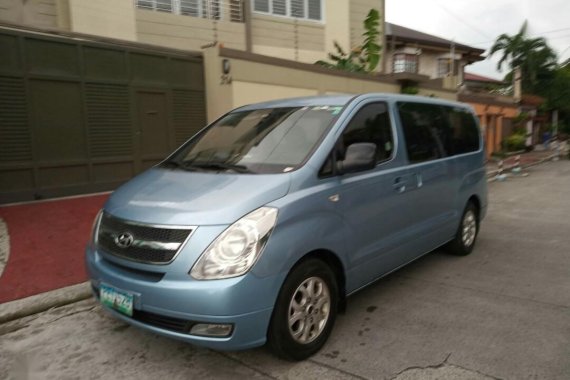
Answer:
385 0 570 80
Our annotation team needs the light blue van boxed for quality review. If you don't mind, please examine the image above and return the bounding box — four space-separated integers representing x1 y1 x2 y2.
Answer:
86 93 487 360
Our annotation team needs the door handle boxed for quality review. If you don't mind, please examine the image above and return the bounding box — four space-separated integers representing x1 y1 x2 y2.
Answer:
393 178 407 193
416 173 423 188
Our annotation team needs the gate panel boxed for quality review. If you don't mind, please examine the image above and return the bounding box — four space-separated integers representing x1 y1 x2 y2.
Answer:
30 80 86 162
137 91 170 170
173 89 206 146
85 83 132 158
0 76 31 162
0 27 206 204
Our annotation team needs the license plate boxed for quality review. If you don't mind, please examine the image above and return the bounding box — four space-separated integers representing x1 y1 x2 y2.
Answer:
100 283 134 317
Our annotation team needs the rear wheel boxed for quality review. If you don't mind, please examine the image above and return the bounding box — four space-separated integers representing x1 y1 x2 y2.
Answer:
447 202 479 256
268 259 338 361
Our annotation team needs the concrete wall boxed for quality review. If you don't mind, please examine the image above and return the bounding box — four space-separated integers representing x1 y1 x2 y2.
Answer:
203 46 402 122
251 13 324 62
0 0 58 28
325 0 349 58
67 0 136 41
418 51 439 78
232 81 318 108
349 0 383 48
136 8 246 51
417 87 457 101
249 0 385 65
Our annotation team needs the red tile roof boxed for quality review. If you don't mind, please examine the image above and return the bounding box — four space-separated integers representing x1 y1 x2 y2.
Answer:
464 72 503 83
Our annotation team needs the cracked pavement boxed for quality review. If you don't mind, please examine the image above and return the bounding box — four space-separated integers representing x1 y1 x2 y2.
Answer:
1 161 569 379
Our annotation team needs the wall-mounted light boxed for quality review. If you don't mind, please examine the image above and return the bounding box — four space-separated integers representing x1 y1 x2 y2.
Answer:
222 59 231 75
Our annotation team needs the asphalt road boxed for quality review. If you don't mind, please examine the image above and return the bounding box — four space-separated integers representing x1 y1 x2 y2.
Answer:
1 160 569 380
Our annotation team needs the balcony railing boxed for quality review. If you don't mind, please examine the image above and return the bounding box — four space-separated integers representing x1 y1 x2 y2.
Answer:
135 0 244 22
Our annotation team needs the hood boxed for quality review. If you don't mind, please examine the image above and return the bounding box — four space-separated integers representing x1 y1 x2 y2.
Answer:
105 168 291 226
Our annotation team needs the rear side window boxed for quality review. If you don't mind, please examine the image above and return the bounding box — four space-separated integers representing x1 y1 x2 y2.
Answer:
398 102 481 163
340 102 394 164
445 107 480 154
397 102 447 163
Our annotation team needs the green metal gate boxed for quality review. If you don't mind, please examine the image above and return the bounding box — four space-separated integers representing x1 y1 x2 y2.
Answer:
0 27 206 204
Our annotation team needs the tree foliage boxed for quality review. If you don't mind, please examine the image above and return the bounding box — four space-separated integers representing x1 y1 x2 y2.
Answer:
489 21 570 131
316 9 382 74
489 21 558 93
315 41 367 73
361 9 382 72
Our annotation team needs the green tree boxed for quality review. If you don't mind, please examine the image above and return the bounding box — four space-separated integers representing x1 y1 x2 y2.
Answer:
315 41 367 73
544 62 570 131
489 21 557 92
316 9 382 74
361 8 382 72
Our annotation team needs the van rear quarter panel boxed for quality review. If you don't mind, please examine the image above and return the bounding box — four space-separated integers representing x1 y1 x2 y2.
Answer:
453 150 488 217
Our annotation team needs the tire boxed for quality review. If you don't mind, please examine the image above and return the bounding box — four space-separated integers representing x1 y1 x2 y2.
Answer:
267 258 338 361
447 202 479 256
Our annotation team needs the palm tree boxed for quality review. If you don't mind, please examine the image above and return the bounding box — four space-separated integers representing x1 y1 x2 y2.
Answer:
525 45 557 90
489 21 557 92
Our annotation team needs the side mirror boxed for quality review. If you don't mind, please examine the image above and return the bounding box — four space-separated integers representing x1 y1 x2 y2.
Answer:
339 142 377 174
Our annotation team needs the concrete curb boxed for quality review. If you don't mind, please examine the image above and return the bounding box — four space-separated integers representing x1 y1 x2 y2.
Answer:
0 218 8 279
0 281 92 324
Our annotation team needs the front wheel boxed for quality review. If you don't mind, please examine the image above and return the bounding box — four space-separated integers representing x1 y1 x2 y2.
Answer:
447 202 479 256
267 259 338 361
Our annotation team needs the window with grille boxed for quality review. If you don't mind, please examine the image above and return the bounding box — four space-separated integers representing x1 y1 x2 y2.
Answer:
393 53 419 74
252 0 323 21
437 58 459 77
135 0 243 22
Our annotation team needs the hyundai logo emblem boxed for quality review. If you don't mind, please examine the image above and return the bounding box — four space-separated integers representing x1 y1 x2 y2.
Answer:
115 232 134 249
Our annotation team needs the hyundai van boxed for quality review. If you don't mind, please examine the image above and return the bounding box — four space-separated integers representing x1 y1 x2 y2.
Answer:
86 93 487 360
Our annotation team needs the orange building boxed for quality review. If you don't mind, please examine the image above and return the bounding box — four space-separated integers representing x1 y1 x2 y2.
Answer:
459 73 519 157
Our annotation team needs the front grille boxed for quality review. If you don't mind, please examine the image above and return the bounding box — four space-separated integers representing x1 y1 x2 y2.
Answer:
133 309 194 333
97 212 193 264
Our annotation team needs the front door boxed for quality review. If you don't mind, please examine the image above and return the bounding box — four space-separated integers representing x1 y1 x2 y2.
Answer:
331 102 414 291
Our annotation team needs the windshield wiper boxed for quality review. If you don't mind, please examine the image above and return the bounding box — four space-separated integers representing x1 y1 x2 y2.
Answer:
160 160 184 169
182 161 254 174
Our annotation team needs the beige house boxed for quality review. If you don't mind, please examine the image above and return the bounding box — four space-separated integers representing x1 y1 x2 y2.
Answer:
384 22 484 91
0 0 385 65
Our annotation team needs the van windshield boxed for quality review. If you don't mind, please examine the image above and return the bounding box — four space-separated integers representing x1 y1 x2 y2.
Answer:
165 106 343 174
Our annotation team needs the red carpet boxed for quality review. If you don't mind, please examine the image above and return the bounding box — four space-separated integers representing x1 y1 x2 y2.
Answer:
0 194 108 303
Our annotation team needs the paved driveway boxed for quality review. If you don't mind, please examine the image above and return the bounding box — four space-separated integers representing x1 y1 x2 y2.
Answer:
1 161 569 380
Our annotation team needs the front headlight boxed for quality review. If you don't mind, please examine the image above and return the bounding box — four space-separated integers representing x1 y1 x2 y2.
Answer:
190 207 278 280
90 210 103 245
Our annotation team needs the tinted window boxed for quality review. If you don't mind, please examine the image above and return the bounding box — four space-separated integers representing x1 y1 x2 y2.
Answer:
340 102 394 164
444 106 480 154
397 102 447 163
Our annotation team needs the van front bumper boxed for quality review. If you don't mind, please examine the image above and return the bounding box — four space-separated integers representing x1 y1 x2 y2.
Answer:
86 247 283 351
